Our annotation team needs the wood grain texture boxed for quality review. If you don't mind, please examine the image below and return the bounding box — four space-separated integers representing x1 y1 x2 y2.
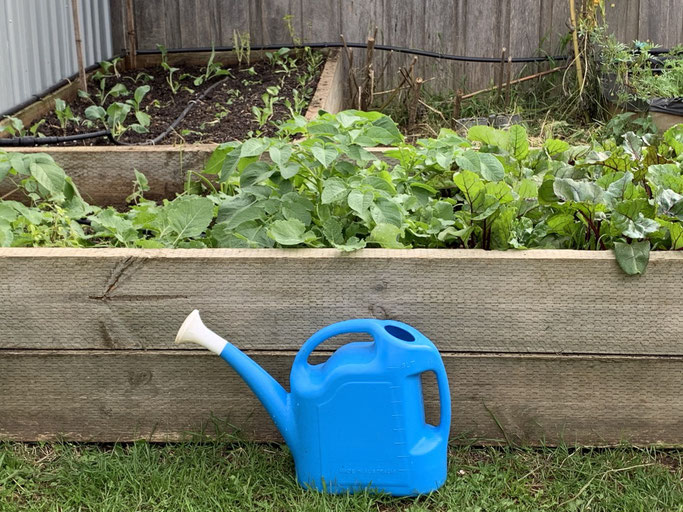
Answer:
133 0 166 52
0 146 209 206
0 80 82 137
305 49 344 118
118 0 680 93
2 248 683 355
109 0 127 55
1 350 681 445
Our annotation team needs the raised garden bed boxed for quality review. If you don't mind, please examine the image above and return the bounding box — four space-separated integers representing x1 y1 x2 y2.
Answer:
1 248 682 445
2 112 683 446
0 49 344 204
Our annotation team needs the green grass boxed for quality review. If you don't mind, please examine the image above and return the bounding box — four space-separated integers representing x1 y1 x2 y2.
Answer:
1 439 681 511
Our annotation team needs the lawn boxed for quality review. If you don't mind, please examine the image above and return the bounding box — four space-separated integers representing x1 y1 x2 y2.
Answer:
1 438 681 512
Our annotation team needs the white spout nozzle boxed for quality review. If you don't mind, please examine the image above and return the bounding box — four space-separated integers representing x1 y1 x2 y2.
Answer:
175 310 229 355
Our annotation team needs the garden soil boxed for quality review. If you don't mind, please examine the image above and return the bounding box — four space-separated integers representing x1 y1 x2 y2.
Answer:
38 60 321 146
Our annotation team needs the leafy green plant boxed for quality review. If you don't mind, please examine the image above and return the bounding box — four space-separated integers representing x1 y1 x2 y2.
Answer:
0 117 45 137
2 112 683 276
265 48 298 74
194 47 233 86
251 86 281 128
54 99 80 131
124 86 152 133
85 102 132 137
157 44 182 95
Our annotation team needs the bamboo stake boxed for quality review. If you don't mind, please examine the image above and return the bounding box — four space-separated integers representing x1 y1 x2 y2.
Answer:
569 0 584 91
462 65 566 100
70 0 87 93
125 0 138 69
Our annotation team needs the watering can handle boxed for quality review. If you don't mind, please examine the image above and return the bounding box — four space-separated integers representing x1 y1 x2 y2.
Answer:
293 319 385 368
413 349 451 440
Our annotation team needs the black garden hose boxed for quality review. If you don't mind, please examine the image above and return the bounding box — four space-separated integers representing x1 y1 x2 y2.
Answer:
111 74 231 146
137 41 571 64
1 75 232 148
0 130 112 146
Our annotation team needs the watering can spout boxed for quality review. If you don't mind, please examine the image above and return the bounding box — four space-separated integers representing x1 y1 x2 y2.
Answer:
175 310 295 447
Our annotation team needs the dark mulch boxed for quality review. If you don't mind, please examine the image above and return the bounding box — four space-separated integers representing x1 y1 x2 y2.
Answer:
37 58 321 146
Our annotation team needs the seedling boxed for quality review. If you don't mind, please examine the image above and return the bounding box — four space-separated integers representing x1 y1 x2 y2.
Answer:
194 47 233 86
285 89 309 116
54 99 80 130
125 86 152 133
85 102 132 137
233 30 251 67
252 85 281 127
93 57 123 81
266 47 298 74
0 117 45 137
126 169 151 205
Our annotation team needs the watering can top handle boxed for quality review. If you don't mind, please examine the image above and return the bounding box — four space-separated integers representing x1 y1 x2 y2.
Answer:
293 319 387 367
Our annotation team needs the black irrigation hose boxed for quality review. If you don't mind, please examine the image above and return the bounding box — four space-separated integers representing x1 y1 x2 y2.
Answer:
0 130 111 146
111 74 232 146
136 41 571 64
1 72 232 148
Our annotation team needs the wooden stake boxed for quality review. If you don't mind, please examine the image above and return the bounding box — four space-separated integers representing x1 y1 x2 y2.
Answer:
408 77 424 132
125 0 138 69
361 35 376 110
505 56 513 108
498 47 506 99
452 90 463 126
70 0 87 93
340 34 359 108
569 0 584 91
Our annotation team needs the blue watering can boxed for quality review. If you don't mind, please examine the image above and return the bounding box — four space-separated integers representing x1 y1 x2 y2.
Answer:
176 311 451 496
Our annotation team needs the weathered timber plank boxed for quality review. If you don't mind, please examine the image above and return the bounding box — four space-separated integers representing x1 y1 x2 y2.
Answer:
1 249 683 355
162 0 182 50
1 350 681 445
305 49 344 118
257 0 303 45
133 0 166 52
0 146 210 206
300 0 340 42
0 80 82 137
109 0 128 55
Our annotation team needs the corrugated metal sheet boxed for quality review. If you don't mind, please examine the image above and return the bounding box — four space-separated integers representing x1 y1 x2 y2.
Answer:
0 0 113 115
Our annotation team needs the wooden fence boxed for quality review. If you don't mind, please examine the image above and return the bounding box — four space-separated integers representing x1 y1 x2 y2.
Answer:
109 0 683 91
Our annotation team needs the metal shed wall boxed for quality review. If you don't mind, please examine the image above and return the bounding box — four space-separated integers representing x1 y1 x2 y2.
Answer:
0 0 113 116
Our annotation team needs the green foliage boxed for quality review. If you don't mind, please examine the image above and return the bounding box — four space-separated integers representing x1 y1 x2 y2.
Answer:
1 441 681 512
2 112 683 276
598 36 683 100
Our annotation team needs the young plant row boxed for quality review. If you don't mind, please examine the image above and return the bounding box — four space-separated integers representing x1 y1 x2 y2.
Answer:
1 111 682 275
1 46 323 141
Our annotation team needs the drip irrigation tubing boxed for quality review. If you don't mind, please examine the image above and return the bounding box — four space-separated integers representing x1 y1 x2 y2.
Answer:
0 130 112 147
1 74 232 148
111 74 231 146
2 41 678 147
137 41 571 64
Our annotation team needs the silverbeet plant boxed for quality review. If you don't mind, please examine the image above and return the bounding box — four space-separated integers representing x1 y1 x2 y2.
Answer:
1 111 682 276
